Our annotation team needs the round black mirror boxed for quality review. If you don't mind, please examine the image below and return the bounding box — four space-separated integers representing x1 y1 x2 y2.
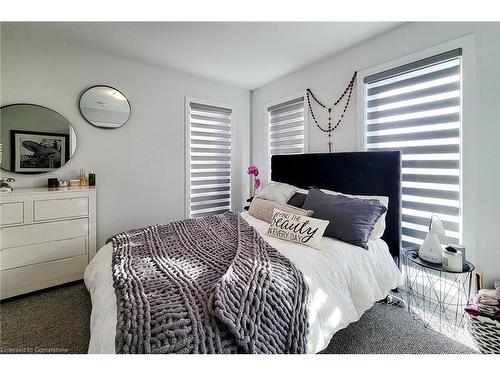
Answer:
79 85 131 129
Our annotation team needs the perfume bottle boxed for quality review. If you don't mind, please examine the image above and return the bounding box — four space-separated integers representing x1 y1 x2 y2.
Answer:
79 169 88 186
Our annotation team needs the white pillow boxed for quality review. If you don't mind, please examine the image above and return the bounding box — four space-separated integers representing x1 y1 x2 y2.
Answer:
320 188 389 240
267 208 329 250
255 181 297 203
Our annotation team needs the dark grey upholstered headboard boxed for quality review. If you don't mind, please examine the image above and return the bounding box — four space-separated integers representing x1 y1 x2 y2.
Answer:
271 151 402 262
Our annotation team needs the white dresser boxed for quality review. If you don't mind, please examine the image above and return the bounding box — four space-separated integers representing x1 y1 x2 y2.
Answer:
0 187 96 299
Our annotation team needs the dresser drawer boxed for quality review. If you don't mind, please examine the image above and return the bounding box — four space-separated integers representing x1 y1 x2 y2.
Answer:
34 197 89 221
1 237 87 270
1 254 88 294
1 202 24 226
0 218 88 249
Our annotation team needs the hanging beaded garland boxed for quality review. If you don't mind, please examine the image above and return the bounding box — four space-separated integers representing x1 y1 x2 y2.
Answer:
306 71 357 152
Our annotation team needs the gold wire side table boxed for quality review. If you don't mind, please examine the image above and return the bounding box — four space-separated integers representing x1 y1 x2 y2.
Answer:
402 248 475 336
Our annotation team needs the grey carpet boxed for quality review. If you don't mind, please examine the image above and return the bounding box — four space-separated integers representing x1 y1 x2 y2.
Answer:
321 302 477 354
0 282 91 354
0 281 478 354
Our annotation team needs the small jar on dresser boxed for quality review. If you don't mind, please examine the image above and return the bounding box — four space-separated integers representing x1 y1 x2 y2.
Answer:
0 186 96 299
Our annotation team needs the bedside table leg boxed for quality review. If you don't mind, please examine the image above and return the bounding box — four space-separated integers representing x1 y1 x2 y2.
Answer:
386 289 406 308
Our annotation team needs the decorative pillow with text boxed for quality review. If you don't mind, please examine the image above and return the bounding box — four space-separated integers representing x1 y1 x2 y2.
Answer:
248 197 313 224
267 208 329 250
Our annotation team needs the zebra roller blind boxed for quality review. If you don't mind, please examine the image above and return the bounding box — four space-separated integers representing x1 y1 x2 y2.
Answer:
187 102 232 218
269 96 305 158
364 49 462 248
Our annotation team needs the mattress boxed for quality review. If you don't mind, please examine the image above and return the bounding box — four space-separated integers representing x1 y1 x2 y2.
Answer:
84 212 402 353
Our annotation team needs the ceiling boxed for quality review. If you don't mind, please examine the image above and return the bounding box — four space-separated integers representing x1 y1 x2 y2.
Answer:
3 22 402 90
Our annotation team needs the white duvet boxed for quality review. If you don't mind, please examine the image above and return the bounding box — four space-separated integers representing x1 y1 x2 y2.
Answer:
84 212 402 354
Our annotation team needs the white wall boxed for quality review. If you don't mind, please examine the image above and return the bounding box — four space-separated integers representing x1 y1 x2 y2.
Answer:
251 22 500 287
1 30 250 248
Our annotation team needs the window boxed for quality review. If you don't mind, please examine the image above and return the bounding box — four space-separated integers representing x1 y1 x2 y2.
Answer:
268 96 305 163
363 49 462 249
186 101 232 218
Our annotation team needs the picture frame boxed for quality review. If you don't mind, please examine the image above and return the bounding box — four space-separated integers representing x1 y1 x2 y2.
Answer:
10 130 70 173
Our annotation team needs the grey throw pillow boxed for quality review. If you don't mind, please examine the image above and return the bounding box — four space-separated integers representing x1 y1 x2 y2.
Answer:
287 192 307 208
302 188 387 249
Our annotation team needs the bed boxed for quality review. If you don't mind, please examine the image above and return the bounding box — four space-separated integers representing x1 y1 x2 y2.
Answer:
84 151 403 354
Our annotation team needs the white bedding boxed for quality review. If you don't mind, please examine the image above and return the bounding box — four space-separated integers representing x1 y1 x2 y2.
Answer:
84 212 402 354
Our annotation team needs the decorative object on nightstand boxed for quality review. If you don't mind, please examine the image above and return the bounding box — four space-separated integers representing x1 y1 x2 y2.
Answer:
403 247 474 336
244 165 260 211
418 215 445 264
442 245 464 272
247 165 260 196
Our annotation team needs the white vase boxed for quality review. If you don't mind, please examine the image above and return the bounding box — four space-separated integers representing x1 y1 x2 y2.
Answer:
250 175 255 197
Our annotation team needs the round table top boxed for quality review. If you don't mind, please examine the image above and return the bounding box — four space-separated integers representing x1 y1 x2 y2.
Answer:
403 248 475 274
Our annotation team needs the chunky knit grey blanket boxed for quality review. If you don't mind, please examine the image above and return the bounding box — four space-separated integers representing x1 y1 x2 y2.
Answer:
110 212 309 354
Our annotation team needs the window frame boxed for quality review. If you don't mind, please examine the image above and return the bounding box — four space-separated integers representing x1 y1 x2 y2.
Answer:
356 34 476 254
184 97 235 219
265 92 309 181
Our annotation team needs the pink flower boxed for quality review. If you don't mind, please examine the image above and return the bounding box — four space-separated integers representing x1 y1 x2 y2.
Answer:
254 177 261 190
247 165 259 177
